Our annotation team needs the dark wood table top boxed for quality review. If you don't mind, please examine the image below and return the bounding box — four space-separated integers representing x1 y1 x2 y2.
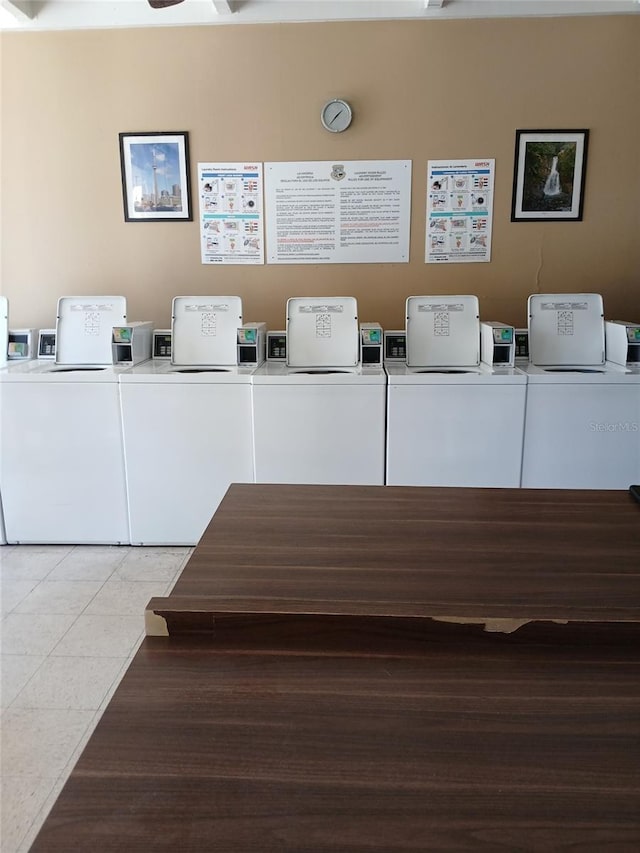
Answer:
157 484 640 625
31 485 640 851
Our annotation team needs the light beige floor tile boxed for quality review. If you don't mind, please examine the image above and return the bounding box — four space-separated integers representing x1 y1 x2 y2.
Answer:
1 655 46 709
59 706 105 777
13 580 103 616
0 547 74 582
10 691 130 848
45 546 127 582
164 575 181 595
1 707 94 778
0 544 18 557
84 580 170 616
0 775 60 853
14 773 67 853
11 655 126 711
1 579 39 616
114 546 191 582
50 614 144 658
97 656 132 710
1 614 75 657
0 545 186 850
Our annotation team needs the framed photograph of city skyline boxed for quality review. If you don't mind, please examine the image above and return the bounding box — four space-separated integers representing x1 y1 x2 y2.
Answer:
119 131 192 222
511 129 589 222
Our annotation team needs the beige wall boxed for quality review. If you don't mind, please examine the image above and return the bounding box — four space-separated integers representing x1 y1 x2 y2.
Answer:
1 15 639 332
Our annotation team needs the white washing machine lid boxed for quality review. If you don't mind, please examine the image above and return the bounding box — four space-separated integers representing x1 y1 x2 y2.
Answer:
252 362 386 384
528 293 605 365
55 295 127 365
119 359 254 383
522 362 639 384
406 295 480 367
385 362 526 384
171 296 242 366
286 297 359 368
0 359 124 382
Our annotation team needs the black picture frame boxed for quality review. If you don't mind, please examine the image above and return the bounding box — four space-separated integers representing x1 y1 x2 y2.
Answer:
119 131 192 222
511 129 589 222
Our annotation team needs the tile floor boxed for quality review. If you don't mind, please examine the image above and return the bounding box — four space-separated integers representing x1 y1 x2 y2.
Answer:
0 544 193 852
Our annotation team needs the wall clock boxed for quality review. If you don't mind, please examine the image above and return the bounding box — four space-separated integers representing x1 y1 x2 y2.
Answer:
321 99 353 133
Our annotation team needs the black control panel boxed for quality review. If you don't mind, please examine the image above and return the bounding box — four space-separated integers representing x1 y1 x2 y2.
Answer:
384 332 407 361
267 333 287 361
153 332 172 359
515 329 529 359
38 332 56 358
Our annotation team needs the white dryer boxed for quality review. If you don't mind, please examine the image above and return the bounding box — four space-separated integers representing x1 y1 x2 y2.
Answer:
386 296 527 488
252 297 386 486
0 360 130 544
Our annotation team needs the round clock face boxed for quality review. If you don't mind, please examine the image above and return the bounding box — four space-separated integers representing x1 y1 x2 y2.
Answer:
321 99 352 133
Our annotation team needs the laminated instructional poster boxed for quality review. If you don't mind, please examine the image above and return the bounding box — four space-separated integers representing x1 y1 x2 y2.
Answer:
198 163 264 264
425 159 494 263
265 160 411 264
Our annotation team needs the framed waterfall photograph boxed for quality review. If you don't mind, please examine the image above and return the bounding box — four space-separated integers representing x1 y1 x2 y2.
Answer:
119 131 192 222
511 129 589 222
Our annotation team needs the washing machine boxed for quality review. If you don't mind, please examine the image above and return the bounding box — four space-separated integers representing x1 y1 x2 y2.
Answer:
252 297 386 486
0 295 7 544
0 296 131 544
1 295 9 367
0 359 130 544
386 296 527 488
0 502 7 546
521 296 640 489
119 296 256 546
0 451 6 547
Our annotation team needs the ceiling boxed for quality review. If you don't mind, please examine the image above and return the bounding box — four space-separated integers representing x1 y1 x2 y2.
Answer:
1 0 638 32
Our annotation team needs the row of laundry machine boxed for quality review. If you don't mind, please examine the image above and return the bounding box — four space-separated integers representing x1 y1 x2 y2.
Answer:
390 293 640 494
1 293 638 546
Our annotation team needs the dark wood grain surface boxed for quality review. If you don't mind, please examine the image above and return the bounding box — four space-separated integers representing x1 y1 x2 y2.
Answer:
31 632 640 851
171 485 640 623
31 485 640 851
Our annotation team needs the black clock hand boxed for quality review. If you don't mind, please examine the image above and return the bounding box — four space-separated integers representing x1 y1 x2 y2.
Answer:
329 110 343 125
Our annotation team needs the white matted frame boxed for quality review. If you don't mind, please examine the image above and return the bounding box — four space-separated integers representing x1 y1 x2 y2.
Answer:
119 131 192 222
511 129 589 222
